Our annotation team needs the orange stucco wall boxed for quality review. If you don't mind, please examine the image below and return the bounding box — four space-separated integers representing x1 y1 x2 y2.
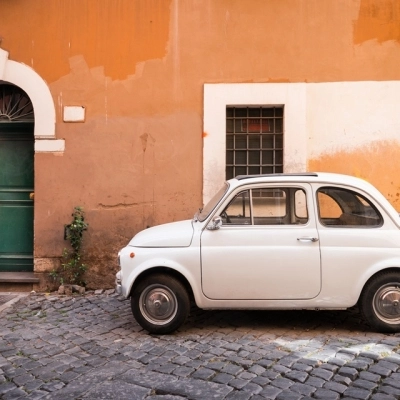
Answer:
1 0 170 82
1 0 400 288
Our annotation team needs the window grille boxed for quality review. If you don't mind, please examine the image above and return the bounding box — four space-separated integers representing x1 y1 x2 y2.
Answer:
226 106 283 179
0 83 34 122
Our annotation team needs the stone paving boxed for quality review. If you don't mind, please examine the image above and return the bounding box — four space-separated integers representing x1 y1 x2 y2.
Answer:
1 292 400 399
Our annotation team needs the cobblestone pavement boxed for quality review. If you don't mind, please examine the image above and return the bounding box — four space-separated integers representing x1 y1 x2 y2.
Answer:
1 292 400 400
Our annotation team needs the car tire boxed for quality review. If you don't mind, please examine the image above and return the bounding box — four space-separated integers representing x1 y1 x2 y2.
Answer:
359 271 400 333
131 274 190 334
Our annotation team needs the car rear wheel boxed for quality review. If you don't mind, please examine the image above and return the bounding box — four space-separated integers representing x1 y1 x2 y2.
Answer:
359 271 400 333
131 274 190 334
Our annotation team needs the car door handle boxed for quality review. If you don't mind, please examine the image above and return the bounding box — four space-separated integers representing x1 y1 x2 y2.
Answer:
297 237 319 242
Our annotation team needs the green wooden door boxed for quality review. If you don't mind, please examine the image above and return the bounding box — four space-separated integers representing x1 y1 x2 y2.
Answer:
0 122 34 271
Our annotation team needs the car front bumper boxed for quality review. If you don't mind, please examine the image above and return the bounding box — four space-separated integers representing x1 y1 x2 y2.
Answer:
115 270 122 295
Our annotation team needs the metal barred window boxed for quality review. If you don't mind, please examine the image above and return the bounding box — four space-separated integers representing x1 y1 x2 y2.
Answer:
226 106 284 179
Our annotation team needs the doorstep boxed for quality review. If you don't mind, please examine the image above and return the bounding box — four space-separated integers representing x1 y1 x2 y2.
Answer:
0 272 39 283
0 272 39 292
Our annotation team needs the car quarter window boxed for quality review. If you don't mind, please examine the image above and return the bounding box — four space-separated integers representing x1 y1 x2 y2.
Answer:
317 187 383 227
221 187 308 226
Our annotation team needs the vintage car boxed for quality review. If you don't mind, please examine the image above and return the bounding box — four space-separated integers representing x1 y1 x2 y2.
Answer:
116 173 400 334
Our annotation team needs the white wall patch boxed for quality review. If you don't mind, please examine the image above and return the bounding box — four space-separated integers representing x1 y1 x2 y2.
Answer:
63 106 86 122
35 139 65 153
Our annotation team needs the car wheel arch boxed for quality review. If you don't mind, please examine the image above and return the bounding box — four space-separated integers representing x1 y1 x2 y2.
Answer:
130 266 195 302
358 267 400 302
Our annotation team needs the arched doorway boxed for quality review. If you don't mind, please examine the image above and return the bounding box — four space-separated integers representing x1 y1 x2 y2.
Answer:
0 83 34 272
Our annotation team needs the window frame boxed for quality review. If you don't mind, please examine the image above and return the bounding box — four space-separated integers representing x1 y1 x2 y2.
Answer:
220 185 309 227
225 106 284 179
203 83 308 205
316 186 384 228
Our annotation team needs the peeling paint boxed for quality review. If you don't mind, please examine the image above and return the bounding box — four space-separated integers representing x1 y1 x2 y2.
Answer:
354 0 400 44
308 140 400 210
1 0 171 82
267 78 291 83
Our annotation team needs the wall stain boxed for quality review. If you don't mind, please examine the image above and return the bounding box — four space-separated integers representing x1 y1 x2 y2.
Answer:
354 0 400 44
140 132 155 152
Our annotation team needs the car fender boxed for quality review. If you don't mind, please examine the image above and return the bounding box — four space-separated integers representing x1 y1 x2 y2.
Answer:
124 255 203 303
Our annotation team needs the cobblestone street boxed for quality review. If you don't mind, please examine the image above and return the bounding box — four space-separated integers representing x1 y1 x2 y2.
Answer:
1 292 400 400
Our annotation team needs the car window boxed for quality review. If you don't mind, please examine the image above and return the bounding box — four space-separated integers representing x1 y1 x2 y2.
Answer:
221 187 308 226
318 191 342 218
221 190 251 225
317 187 383 227
252 188 286 225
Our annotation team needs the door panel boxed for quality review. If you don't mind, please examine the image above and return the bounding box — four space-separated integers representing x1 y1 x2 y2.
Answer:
201 226 321 300
0 123 34 272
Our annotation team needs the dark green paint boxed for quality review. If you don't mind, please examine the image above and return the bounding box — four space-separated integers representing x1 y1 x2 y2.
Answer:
0 122 34 271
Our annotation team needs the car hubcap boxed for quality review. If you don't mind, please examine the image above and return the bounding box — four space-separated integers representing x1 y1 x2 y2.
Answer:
139 284 177 325
373 283 400 324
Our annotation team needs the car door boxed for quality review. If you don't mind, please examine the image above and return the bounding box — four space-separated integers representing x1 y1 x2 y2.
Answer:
200 184 321 300
315 185 399 298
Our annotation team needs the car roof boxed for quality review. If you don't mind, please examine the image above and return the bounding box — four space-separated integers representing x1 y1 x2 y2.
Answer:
232 172 369 187
235 173 318 180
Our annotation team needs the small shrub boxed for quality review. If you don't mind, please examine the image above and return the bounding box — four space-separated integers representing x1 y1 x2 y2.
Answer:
51 206 88 286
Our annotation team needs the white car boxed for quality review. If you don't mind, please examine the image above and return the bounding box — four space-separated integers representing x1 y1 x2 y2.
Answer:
116 173 400 334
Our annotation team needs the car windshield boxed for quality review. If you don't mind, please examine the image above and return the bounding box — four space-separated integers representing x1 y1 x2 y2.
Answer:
196 183 229 222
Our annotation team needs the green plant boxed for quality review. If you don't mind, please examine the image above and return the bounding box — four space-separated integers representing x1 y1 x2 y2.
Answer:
51 206 88 286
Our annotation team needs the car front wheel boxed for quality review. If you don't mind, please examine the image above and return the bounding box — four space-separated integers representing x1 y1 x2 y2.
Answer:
359 271 400 333
131 274 190 334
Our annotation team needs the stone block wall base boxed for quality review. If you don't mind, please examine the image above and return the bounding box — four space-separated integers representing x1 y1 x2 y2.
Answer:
34 258 60 273
33 274 58 293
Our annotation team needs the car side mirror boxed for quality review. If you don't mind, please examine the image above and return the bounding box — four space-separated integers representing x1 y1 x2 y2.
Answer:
207 216 223 230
